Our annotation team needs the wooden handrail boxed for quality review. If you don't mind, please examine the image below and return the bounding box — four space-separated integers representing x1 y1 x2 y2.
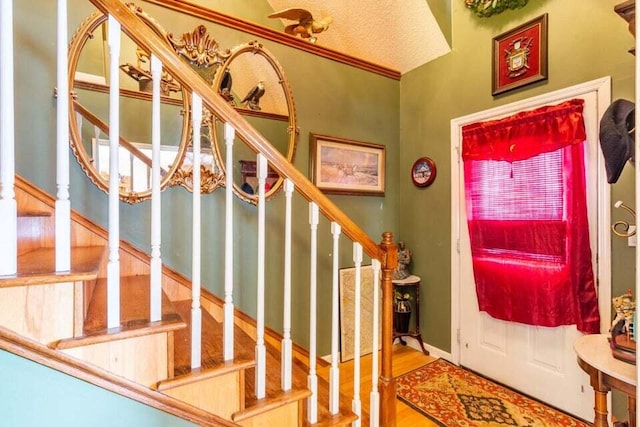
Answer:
89 0 386 263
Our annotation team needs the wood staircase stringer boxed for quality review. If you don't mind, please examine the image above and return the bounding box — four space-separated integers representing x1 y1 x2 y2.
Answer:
0 325 239 427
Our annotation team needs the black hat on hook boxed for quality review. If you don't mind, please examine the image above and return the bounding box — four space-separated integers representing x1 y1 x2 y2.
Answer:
599 99 635 184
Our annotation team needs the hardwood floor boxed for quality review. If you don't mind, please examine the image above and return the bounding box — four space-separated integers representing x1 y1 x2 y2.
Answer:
317 344 440 426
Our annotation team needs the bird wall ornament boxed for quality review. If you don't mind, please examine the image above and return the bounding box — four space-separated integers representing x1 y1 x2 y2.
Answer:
268 8 333 43
241 81 265 111
219 68 235 105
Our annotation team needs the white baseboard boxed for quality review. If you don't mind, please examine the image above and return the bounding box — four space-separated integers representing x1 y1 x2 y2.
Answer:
397 340 453 363
320 342 454 366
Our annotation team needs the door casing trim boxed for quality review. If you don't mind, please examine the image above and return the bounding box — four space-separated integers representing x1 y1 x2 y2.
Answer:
449 77 612 365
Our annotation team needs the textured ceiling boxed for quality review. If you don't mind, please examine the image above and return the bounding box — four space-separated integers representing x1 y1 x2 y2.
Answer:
265 0 451 74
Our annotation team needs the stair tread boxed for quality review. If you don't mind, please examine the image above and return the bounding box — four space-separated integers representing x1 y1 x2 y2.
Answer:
305 412 359 427
155 359 255 391
0 246 105 287
171 300 255 376
17 209 53 217
232 388 311 422
50 275 186 350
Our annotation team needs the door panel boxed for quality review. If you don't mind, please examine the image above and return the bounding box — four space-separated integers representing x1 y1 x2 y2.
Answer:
456 89 604 420
478 315 507 354
530 328 563 373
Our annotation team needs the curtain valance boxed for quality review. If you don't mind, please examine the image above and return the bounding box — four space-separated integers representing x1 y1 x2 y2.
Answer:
462 99 586 162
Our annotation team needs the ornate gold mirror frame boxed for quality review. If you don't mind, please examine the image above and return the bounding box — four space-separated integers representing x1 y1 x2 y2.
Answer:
163 24 232 195
68 6 297 205
211 40 299 204
67 7 191 203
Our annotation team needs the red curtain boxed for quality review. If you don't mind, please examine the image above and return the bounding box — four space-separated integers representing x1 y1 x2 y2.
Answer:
461 99 600 333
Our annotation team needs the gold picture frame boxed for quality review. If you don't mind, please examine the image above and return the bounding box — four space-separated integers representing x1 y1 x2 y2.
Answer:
309 133 385 196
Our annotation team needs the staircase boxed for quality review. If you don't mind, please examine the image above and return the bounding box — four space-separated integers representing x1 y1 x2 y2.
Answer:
1 175 360 426
0 0 399 425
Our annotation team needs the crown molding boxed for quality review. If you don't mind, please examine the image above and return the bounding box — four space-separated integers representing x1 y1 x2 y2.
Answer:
142 0 401 80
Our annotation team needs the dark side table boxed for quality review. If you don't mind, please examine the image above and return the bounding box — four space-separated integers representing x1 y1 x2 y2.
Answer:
392 275 429 355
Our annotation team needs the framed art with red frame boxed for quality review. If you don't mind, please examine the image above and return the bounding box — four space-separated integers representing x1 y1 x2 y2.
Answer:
492 14 548 96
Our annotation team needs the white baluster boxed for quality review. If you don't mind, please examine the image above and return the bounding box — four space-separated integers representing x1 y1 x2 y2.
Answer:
191 93 202 369
281 179 294 390
149 54 162 322
369 259 381 427
55 0 70 272
0 0 16 276
223 123 235 361
106 16 121 329
329 222 341 414
307 202 319 424
73 110 83 143
352 242 363 427
255 153 268 399
128 152 134 192
92 125 100 167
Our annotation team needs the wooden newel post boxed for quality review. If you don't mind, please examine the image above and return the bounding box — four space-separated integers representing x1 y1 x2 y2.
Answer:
379 231 398 427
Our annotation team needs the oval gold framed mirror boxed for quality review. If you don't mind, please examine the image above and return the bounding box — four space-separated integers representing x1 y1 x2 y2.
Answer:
211 40 298 204
67 9 190 203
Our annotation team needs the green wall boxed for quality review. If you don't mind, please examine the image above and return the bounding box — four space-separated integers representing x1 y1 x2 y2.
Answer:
426 0 452 46
0 350 195 426
399 0 635 353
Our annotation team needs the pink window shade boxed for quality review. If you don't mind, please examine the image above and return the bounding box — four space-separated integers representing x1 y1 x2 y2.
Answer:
462 99 600 333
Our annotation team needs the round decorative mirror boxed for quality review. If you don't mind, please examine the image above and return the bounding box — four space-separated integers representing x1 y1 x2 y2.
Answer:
68 8 297 205
67 9 190 203
211 40 298 204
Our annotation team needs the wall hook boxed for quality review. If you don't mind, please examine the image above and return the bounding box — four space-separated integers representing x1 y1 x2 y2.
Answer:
612 200 636 238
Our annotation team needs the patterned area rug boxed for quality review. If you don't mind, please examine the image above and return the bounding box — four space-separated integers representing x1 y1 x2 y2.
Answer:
396 359 590 427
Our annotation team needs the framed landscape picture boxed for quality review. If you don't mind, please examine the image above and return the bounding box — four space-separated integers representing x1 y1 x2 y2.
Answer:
309 133 385 196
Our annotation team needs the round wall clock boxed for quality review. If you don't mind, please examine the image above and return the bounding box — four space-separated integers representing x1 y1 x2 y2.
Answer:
411 157 437 187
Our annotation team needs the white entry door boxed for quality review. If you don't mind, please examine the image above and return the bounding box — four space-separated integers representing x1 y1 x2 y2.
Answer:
451 79 611 421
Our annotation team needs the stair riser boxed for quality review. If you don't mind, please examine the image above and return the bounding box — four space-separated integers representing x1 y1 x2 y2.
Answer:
162 371 245 419
0 282 77 344
236 401 301 427
17 216 54 255
61 332 172 387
